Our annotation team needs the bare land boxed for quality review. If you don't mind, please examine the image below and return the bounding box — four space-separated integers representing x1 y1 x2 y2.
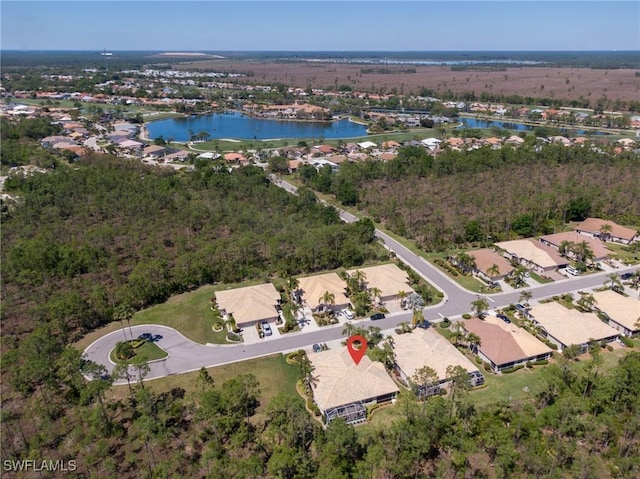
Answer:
181 60 640 103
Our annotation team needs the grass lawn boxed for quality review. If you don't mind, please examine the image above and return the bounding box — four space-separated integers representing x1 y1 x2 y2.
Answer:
470 345 633 406
530 271 554 284
604 243 640 266
109 341 168 364
107 353 301 422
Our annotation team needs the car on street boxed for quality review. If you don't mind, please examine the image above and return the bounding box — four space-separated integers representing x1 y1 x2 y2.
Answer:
370 312 386 320
342 308 355 320
261 322 272 336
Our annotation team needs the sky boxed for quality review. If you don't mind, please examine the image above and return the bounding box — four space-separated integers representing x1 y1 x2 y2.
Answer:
2 1 639 51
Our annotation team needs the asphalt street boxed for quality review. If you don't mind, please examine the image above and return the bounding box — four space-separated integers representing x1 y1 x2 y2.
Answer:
84 176 639 382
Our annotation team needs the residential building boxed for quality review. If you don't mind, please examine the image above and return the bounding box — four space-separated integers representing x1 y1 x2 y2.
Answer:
529 302 620 352
392 328 483 397
310 349 399 424
346 264 415 303
495 239 568 273
592 290 640 337
297 273 349 312
214 283 280 329
468 248 514 282
463 316 552 372
575 218 639 245
538 231 611 262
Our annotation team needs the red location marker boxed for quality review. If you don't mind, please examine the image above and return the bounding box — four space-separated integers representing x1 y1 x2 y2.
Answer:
346 334 368 365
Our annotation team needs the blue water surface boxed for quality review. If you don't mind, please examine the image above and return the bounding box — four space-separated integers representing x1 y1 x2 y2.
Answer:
146 111 368 141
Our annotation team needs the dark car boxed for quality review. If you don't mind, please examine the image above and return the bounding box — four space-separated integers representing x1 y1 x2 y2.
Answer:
417 320 430 329
370 312 386 320
497 313 511 324
621 272 633 280
312 344 322 353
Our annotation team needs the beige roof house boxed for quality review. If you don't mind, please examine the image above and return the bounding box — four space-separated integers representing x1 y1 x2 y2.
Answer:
592 290 640 336
347 264 414 300
575 218 639 244
310 349 399 411
529 302 620 349
538 231 611 261
464 316 552 371
468 248 514 280
495 239 567 271
215 283 280 327
298 272 349 310
392 328 479 382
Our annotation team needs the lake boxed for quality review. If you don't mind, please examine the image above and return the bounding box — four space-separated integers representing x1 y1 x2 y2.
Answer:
458 117 533 131
146 111 369 141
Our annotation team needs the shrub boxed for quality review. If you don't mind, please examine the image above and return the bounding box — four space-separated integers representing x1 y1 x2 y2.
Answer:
501 365 525 374
607 345 614 351
526 361 533 369
484 362 493 372
440 319 451 329
462 313 472 319
533 359 549 366
620 337 634 347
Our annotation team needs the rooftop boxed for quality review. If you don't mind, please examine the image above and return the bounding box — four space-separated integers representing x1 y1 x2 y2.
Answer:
464 316 552 366
495 239 567 269
346 264 414 299
529 302 620 346
214 283 280 327
592 290 640 332
298 272 349 309
310 349 399 411
392 328 479 381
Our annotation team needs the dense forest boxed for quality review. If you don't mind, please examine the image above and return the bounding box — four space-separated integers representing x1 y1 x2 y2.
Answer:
1 156 384 341
298 143 640 251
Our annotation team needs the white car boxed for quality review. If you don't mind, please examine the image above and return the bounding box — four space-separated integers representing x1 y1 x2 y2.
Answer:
342 309 355 320
261 322 272 336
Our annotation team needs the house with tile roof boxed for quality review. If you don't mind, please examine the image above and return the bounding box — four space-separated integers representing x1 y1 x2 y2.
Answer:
495 239 568 273
392 328 483 397
468 248 514 282
346 264 415 303
529 302 620 352
298 273 349 312
463 316 552 372
309 349 399 424
575 218 639 245
538 231 611 262
592 290 640 337
214 283 280 328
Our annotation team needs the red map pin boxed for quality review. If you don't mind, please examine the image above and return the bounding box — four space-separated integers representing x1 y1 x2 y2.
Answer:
346 334 368 365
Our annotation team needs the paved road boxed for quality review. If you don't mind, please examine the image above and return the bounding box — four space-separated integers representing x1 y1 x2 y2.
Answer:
84 176 639 382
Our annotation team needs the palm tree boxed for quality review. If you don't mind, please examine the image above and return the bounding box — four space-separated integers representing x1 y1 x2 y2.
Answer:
342 322 356 337
318 290 335 315
114 340 134 361
558 240 575 258
368 286 382 306
113 304 134 341
577 293 597 312
412 308 425 328
599 223 613 242
604 273 622 291
630 270 640 290
451 322 466 347
454 252 477 274
346 270 367 294
573 240 595 265
396 290 408 301
285 276 300 303
465 332 482 352
519 290 533 307
470 295 489 319
512 265 528 288
486 264 500 282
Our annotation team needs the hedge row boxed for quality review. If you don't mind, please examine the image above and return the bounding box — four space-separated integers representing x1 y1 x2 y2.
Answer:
501 365 525 374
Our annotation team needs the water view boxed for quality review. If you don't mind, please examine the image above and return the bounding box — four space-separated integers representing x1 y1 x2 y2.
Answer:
146 111 369 141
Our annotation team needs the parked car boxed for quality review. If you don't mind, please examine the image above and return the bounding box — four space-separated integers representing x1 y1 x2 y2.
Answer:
261 322 272 336
497 313 511 324
566 266 580 276
514 303 527 315
312 343 322 353
342 308 355 320
370 312 386 321
621 272 633 280
416 320 430 329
